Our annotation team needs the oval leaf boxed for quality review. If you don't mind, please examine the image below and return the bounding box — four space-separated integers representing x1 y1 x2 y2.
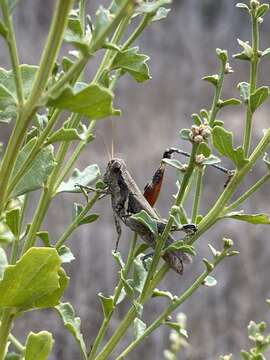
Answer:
204 275 217 287
249 86 269 113
25 331 54 360
48 83 121 119
212 126 248 169
0 248 66 310
57 164 100 194
55 302 87 359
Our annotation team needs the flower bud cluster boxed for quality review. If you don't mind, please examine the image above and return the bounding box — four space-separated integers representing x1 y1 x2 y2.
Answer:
190 124 211 143
195 154 206 165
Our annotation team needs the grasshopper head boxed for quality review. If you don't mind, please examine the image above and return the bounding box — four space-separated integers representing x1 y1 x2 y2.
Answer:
103 158 127 186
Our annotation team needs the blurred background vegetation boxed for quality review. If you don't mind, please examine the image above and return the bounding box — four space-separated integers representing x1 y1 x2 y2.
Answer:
1 0 270 359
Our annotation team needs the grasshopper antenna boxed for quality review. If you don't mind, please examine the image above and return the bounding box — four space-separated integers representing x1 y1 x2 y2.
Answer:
95 131 112 161
111 119 115 159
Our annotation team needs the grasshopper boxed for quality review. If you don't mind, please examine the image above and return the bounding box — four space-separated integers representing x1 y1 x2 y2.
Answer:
102 150 197 275
79 147 231 274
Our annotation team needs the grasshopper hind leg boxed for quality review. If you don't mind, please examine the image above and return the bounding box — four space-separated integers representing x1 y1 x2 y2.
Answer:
113 212 122 251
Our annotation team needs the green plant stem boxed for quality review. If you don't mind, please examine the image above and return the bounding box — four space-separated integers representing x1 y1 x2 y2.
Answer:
0 310 15 360
243 11 259 157
94 263 170 360
10 194 29 264
226 173 270 212
88 234 138 360
191 167 204 222
22 188 51 253
115 251 228 359
123 15 150 50
8 333 25 353
55 192 100 249
189 128 270 245
209 62 225 127
7 109 61 197
1 0 24 105
0 0 73 214
53 120 96 194
93 15 131 83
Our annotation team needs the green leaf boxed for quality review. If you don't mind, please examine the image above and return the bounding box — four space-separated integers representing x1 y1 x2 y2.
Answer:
212 120 224 127
133 318 146 340
256 4 269 18
233 52 251 61
165 241 196 256
0 247 67 310
212 126 248 169
133 257 147 294
162 158 184 171
238 82 250 103
0 248 7 280
92 6 113 44
78 213 99 226
36 231 51 247
48 82 121 119
208 244 219 258
98 293 114 318
6 207 21 236
216 48 228 64
191 113 202 125
203 275 217 287
236 3 250 11
237 39 253 58
249 86 269 113
201 154 221 166
58 245 75 263
0 84 17 123
0 221 15 245
152 7 171 21
198 142 211 157
46 128 84 144
25 331 54 360
34 267 69 309
202 74 219 86
152 289 174 301
135 0 171 16
261 48 270 57
64 12 88 54
224 211 270 224
131 210 158 235
218 98 242 108
164 321 188 339
179 128 191 141
57 164 100 193
111 47 151 83
55 302 87 359
0 65 38 99
11 138 56 197
241 350 251 360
